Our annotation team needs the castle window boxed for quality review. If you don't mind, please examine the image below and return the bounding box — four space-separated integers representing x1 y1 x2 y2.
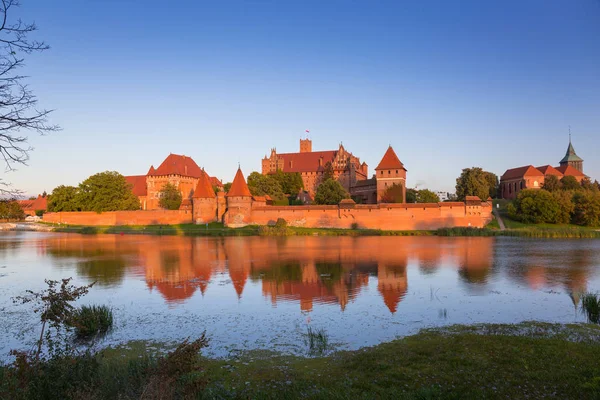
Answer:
380 171 383 175
388 170 391 175
520 181 523 190
396 170 398 173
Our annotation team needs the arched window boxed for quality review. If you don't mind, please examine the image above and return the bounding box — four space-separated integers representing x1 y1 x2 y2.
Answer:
534 181 539 187
520 181 523 190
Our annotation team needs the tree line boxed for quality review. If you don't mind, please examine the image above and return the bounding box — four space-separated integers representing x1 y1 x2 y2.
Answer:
508 177 600 227
48 172 140 213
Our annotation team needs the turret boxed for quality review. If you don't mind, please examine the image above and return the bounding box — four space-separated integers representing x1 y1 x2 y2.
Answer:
225 167 253 227
192 170 217 224
375 146 407 203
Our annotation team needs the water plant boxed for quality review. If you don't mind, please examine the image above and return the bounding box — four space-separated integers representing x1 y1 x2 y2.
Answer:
72 305 114 338
581 292 600 324
305 326 329 355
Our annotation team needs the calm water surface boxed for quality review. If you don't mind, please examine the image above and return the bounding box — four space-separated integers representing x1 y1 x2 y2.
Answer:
1 232 599 359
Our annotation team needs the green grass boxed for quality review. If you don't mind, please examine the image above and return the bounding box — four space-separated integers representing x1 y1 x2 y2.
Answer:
581 293 600 324
3 322 600 399
72 305 114 338
305 326 329 355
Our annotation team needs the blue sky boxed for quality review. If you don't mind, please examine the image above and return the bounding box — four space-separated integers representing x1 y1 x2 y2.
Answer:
7 0 600 195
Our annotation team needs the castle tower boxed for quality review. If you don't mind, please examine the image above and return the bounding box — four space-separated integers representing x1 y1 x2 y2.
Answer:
225 167 253 227
375 146 407 203
300 138 312 153
559 135 584 173
192 170 217 224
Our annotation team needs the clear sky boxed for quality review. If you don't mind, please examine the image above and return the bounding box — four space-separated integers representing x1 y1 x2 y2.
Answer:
6 0 600 196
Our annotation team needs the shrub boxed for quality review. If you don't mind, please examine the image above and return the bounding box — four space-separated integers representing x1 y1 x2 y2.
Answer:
351 222 359 230
509 189 560 224
274 218 287 228
71 305 113 338
572 191 600 227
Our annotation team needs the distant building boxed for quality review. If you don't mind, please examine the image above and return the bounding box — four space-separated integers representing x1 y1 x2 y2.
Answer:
435 191 451 202
261 139 368 195
500 137 586 200
17 195 47 216
125 154 223 210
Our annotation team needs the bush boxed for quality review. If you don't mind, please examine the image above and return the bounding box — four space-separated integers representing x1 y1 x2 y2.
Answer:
572 191 600 227
71 305 114 338
509 189 561 224
351 222 359 230
274 218 287 228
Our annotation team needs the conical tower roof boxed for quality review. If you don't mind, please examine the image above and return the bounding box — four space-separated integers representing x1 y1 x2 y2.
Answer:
226 167 252 197
560 137 583 163
193 170 216 198
375 146 406 171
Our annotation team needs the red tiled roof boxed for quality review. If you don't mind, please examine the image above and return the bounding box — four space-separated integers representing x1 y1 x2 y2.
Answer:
375 146 405 170
150 154 204 178
500 166 543 181
193 171 216 198
147 165 156 175
18 195 47 211
226 168 252 197
125 175 148 196
536 165 563 177
555 165 585 177
276 151 337 173
465 196 482 201
209 176 223 188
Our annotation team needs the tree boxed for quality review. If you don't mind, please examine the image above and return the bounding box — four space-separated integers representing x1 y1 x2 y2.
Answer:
0 1 59 195
405 188 417 203
0 198 23 219
273 170 304 195
572 191 600 227
508 189 561 224
381 184 405 203
542 175 561 192
223 182 232 193
455 168 494 201
158 183 182 210
581 178 595 191
560 176 581 191
416 189 441 203
47 185 79 212
76 171 140 212
552 190 574 224
483 172 499 199
247 172 285 201
322 162 334 182
314 179 349 205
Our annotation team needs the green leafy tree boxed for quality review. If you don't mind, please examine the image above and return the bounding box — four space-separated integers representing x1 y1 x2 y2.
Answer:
581 178 595 191
47 185 79 212
159 183 183 210
560 176 581 191
76 171 140 212
455 167 494 201
223 182 232 193
0 199 25 220
247 172 285 201
322 162 334 182
381 184 405 203
572 191 600 227
508 189 561 224
483 172 499 199
542 175 561 192
314 179 349 205
405 188 417 203
416 189 441 203
552 190 574 224
273 170 304 195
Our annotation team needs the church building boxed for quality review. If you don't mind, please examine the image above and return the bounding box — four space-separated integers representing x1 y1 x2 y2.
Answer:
500 137 586 200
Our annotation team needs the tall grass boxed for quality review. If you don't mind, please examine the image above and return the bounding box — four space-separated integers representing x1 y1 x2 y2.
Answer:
436 227 600 238
72 305 114 338
581 293 600 324
306 326 329 355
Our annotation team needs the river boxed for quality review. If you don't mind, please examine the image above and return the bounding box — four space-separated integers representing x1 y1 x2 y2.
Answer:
1 232 598 359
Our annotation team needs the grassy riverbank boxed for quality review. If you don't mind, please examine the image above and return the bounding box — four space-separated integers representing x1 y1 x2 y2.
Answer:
3 322 600 399
46 221 600 238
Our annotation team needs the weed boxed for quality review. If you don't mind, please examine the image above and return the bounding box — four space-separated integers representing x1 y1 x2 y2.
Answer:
72 305 114 338
306 326 329 355
581 292 600 324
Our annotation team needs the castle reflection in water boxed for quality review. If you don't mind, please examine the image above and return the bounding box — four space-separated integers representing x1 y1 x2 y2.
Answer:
38 235 595 314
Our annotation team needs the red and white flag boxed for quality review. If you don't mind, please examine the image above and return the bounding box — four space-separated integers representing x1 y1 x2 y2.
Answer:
305 129 310 133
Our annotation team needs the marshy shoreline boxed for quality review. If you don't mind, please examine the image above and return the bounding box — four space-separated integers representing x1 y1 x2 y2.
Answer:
3 321 600 399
